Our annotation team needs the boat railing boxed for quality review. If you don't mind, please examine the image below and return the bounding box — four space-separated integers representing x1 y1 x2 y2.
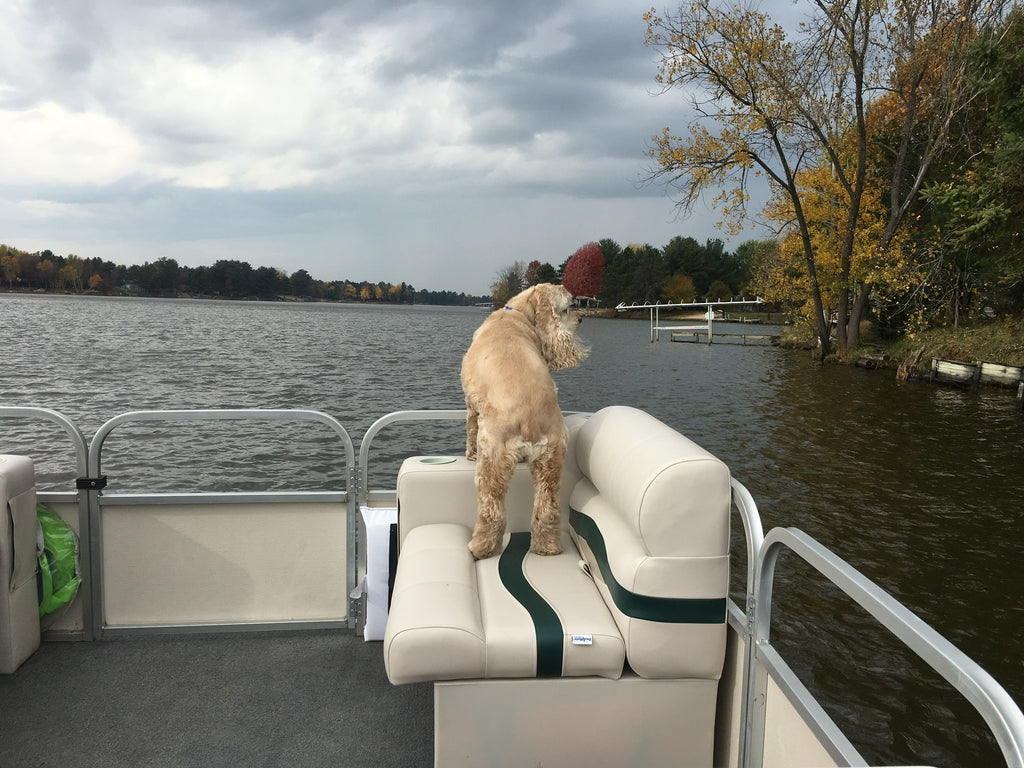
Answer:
0 405 90 477
87 409 357 639
358 409 466 506
744 526 1024 768
0 406 94 637
0 407 359 640
88 408 355 503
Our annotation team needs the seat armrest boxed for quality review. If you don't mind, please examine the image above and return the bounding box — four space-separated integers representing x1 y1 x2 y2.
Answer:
395 457 538 548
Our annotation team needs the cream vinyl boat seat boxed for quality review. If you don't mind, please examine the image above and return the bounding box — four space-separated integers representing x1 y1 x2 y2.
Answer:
383 406 732 766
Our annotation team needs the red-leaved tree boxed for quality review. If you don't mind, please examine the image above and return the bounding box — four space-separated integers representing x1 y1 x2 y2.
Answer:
562 242 604 298
524 259 542 286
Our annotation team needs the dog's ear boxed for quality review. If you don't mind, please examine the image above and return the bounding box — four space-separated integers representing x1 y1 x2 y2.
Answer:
533 285 566 365
509 284 585 370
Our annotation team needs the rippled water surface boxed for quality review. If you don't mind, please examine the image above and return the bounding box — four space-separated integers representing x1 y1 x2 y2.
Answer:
2 293 1022 766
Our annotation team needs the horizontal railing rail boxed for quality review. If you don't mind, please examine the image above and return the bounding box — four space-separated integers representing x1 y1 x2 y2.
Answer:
98 491 348 505
89 408 355 484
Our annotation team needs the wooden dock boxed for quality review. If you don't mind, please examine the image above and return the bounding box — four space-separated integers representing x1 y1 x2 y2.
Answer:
670 330 779 345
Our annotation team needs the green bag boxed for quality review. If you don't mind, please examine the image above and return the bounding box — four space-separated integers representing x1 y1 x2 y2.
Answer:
36 506 81 617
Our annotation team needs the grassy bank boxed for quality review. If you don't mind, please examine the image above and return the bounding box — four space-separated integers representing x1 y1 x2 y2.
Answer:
885 317 1024 371
779 315 1024 372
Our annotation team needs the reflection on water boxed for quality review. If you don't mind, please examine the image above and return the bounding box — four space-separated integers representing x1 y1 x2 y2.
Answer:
2 293 1022 766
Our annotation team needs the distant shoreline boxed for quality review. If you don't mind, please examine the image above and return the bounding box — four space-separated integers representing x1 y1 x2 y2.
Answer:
0 287 470 307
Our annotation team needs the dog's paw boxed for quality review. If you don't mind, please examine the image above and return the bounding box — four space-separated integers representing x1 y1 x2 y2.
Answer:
529 532 562 556
468 536 499 559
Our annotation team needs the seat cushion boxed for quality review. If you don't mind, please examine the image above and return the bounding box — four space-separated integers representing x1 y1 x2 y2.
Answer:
384 525 624 685
570 483 728 680
573 406 731 557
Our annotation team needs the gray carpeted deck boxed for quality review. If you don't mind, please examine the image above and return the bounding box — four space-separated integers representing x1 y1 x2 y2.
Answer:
0 631 432 768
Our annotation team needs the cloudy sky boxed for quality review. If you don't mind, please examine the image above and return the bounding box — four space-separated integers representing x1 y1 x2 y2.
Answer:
0 0 755 295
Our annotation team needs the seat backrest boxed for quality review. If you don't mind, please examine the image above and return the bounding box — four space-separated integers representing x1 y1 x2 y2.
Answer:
568 406 731 679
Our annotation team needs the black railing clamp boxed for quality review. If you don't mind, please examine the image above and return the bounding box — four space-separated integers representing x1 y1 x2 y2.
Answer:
76 475 108 490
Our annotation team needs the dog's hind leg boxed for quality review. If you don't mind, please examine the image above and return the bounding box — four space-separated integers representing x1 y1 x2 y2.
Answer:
464 398 479 460
468 439 515 559
528 438 565 556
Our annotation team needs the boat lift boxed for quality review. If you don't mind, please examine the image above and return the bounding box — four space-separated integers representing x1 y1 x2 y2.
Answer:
616 297 767 344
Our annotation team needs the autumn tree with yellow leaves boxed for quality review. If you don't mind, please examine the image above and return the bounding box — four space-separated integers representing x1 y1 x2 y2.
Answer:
644 0 1011 357
755 131 915 329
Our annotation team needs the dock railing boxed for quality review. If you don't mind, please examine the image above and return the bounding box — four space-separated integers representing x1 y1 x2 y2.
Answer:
615 297 766 343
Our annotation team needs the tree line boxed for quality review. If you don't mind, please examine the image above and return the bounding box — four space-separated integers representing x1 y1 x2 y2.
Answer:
489 236 764 308
0 245 489 306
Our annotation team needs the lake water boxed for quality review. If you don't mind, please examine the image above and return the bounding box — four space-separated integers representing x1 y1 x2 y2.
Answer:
2 292 1022 766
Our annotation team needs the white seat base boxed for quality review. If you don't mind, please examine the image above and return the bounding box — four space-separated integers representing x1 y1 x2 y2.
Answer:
434 673 719 768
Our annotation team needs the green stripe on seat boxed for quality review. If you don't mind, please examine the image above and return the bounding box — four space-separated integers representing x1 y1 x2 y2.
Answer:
498 532 564 677
570 507 726 624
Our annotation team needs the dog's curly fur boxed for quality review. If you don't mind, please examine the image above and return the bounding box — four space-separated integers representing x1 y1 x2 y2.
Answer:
460 283 587 559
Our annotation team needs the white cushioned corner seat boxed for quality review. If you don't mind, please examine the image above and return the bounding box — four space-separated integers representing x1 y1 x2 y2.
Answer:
382 407 734 766
383 405 731 686
569 405 732 679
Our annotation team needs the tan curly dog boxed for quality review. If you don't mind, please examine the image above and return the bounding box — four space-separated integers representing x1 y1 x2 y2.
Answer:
460 283 587 559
